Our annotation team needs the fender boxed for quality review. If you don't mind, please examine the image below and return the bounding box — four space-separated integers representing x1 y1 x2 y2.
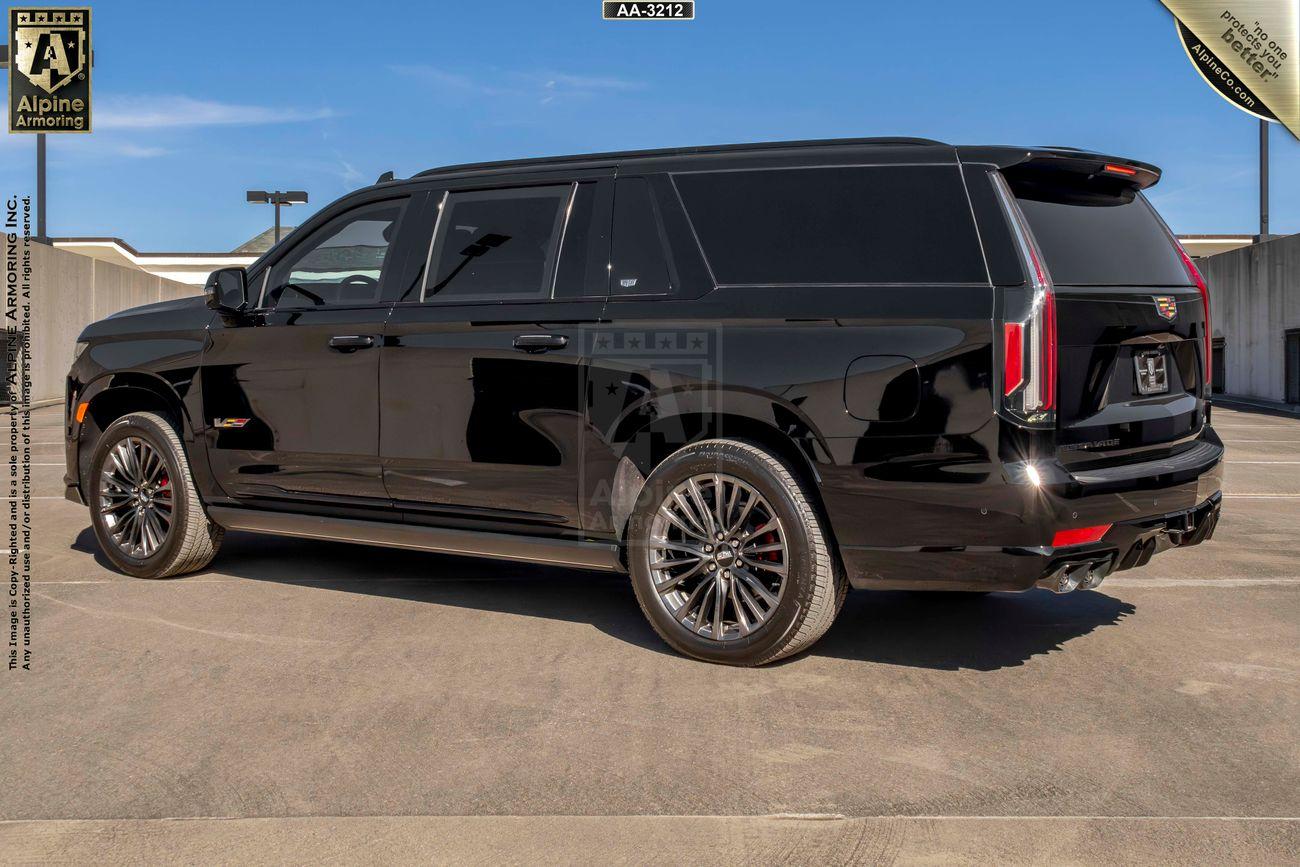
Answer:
68 343 216 502
604 383 833 468
581 383 835 539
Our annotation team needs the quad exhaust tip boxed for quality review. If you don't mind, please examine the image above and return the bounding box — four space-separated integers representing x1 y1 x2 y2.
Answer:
1038 557 1112 594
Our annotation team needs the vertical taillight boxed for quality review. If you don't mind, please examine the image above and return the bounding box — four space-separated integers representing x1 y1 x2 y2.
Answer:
991 171 1058 427
1175 243 1212 390
1002 322 1024 395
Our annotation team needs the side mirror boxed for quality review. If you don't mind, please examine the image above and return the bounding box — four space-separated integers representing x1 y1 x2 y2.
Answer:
204 267 248 313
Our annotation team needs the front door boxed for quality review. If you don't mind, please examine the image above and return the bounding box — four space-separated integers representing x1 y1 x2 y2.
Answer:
380 177 611 533
202 194 418 508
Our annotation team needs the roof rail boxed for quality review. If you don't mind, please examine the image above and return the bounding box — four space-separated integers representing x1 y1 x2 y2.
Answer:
413 136 951 179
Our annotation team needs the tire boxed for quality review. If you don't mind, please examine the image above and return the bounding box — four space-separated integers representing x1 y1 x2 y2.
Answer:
88 411 223 578
626 439 846 665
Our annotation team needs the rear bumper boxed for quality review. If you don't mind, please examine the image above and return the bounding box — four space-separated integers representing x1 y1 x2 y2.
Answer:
841 492 1221 591
835 426 1224 592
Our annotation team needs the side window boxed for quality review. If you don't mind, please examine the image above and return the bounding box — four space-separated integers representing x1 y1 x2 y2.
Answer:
552 182 609 299
264 200 405 309
423 185 569 302
610 177 671 296
673 166 986 285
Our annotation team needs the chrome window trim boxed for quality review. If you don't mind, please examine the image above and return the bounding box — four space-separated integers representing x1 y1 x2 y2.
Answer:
418 190 449 303
549 182 580 299
988 169 1052 289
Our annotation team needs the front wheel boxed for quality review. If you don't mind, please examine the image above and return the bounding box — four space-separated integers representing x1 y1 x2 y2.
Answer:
626 440 845 666
88 411 224 578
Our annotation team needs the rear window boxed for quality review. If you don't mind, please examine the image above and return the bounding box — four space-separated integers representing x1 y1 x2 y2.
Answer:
673 166 986 285
1010 184 1189 286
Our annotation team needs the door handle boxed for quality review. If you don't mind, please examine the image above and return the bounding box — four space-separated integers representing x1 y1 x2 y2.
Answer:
328 334 376 351
513 334 568 353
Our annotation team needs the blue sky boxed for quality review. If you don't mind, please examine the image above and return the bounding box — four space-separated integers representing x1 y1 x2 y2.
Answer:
2 0 1297 250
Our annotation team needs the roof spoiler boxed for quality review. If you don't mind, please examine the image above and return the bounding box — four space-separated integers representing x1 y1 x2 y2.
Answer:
958 146 1162 191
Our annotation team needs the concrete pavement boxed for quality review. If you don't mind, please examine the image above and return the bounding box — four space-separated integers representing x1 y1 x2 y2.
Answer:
1 405 1297 864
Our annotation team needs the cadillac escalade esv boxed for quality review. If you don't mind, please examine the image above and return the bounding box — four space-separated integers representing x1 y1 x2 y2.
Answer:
64 137 1223 665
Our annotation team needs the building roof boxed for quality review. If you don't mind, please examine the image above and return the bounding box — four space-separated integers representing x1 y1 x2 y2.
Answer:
49 236 259 286
233 227 298 254
50 235 252 259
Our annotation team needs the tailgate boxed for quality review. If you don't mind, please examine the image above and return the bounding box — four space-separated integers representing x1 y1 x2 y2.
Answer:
1055 286 1205 464
1001 158 1210 467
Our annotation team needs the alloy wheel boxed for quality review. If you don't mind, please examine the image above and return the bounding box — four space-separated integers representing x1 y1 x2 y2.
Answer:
99 436 174 558
646 472 788 641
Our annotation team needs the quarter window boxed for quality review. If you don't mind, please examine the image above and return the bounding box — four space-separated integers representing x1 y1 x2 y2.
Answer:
423 185 570 301
610 177 672 296
673 166 986 285
264 200 405 309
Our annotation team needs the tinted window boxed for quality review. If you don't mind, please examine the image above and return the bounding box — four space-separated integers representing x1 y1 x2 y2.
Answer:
424 186 568 301
1012 186 1189 286
265 201 404 309
553 182 605 299
611 177 671 295
674 166 985 285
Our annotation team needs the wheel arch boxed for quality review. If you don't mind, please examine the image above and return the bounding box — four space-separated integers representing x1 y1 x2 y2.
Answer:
602 397 837 546
76 373 194 492
82 372 190 432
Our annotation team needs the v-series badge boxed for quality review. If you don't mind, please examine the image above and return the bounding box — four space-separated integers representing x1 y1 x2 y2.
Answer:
603 2 694 20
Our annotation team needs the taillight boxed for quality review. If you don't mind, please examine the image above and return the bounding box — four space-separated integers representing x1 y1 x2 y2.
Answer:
1175 243 1212 390
1052 524 1112 547
991 171 1058 427
1002 322 1024 394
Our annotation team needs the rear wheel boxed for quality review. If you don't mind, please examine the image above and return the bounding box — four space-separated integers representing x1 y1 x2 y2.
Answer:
627 439 845 665
88 411 223 578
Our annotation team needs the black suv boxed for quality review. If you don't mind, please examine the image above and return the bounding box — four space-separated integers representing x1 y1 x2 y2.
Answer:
64 138 1223 665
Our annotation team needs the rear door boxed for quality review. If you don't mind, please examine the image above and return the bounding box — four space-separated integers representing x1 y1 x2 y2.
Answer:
995 163 1209 467
379 174 612 534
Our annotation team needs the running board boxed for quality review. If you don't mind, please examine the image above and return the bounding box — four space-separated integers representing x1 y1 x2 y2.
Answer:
206 507 625 572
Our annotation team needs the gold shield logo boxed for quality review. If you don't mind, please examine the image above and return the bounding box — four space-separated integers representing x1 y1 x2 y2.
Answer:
1154 295 1178 322
13 9 87 94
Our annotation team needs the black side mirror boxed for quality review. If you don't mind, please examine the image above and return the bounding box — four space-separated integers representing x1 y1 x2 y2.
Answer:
204 267 248 313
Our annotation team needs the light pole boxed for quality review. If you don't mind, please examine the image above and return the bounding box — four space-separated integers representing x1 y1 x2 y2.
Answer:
246 190 308 244
1259 119 1270 243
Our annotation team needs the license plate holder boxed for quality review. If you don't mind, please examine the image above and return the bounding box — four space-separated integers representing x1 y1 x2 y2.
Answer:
1134 350 1169 396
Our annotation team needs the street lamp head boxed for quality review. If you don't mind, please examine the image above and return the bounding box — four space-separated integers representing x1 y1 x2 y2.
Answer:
247 190 306 206
245 189 309 244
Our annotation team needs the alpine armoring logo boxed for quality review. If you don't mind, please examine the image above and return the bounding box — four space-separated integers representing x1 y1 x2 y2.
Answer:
8 7 92 133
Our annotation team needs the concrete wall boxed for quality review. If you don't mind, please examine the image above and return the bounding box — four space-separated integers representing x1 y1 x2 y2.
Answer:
21 242 198 405
1199 233 1300 403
